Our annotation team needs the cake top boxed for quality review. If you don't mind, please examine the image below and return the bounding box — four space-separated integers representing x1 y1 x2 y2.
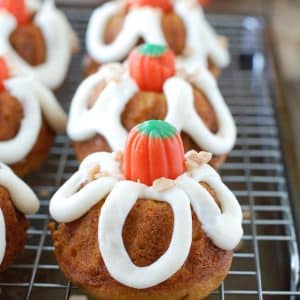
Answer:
86 0 230 71
0 0 78 89
68 44 236 156
52 120 243 289
0 163 39 265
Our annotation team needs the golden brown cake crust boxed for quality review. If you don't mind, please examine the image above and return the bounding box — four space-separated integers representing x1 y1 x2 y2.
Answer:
10 21 46 66
50 183 232 300
0 186 28 272
0 91 55 177
73 87 227 168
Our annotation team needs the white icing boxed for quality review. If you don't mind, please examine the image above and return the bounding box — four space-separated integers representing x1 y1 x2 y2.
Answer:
175 0 230 72
86 2 165 63
99 181 192 289
26 0 42 13
67 64 138 151
50 151 243 289
50 152 122 223
0 209 5 266
0 0 78 89
1 76 66 164
86 0 229 69
0 163 39 265
176 165 243 250
68 64 236 155
164 70 236 155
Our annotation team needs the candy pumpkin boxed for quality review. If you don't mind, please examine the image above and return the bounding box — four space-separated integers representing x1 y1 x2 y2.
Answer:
124 120 186 186
128 0 173 13
0 58 9 93
0 0 29 25
198 0 212 6
128 43 175 92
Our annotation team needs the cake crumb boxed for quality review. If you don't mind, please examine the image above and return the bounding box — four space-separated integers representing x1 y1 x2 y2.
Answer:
153 178 175 192
114 150 123 164
95 170 110 179
87 165 101 182
185 151 212 170
219 36 229 49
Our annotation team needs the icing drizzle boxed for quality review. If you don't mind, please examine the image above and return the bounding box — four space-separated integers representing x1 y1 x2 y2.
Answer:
1 76 66 164
86 0 229 70
67 63 236 155
0 163 39 265
50 151 243 289
0 0 78 89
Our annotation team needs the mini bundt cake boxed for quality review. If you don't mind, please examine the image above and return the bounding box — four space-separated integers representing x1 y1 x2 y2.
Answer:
50 120 243 300
84 0 229 77
0 163 39 271
0 57 66 176
0 0 78 89
68 44 236 169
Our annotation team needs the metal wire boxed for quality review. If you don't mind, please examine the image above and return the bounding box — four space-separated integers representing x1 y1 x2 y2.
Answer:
0 6 299 300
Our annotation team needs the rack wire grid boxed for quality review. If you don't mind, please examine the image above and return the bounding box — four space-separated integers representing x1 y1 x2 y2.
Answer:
0 3 300 300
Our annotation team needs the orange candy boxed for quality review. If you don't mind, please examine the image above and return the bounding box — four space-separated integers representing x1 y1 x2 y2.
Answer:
0 58 9 92
198 0 212 6
128 44 175 93
0 0 30 25
128 0 173 13
124 120 186 186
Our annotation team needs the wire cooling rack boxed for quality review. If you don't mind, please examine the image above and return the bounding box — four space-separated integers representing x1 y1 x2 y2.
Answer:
0 3 300 300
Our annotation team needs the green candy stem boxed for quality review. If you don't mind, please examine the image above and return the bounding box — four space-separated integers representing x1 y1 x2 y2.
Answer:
137 120 177 139
138 43 167 57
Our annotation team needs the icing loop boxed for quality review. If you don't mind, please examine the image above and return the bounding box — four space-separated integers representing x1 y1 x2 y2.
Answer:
67 64 138 150
175 0 229 72
164 71 236 155
86 0 229 70
176 165 243 250
86 2 167 63
1 76 66 164
68 63 236 155
0 163 39 265
99 181 192 289
50 151 243 289
50 152 123 223
0 0 78 89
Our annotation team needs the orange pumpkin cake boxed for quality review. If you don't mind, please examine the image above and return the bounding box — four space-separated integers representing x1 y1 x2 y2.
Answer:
50 120 243 300
68 44 236 169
